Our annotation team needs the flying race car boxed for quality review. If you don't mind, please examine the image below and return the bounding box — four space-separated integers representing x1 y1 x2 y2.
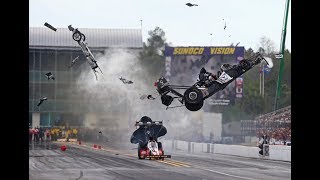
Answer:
68 25 103 80
130 116 171 160
155 52 272 111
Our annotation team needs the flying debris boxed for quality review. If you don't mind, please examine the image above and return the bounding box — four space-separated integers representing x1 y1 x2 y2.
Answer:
69 56 79 68
45 72 55 80
140 94 148 100
68 25 103 80
235 42 240 46
37 97 47 107
140 93 158 100
186 3 198 7
147 95 156 100
229 35 231 37
98 131 102 134
224 22 227 30
119 77 133 84
44 22 57 31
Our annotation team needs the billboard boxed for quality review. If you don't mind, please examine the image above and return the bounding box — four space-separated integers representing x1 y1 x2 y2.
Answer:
164 46 245 107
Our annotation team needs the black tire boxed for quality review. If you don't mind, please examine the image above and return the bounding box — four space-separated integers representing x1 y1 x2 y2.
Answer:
138 145 144 159
72 31 82 42
157 142 162 149
184 87 203 105
161 150 165 161
185 101 204 111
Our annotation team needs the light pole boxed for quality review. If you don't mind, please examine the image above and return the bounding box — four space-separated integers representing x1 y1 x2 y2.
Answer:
274 0 290 111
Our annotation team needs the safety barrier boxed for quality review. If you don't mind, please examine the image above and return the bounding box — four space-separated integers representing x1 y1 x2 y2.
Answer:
161 139 290 162
213 144 260 158
269 145 291 161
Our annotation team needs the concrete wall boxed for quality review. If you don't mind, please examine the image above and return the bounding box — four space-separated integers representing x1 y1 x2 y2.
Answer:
213 144 260 158
162 139 290 162
269 145 291 161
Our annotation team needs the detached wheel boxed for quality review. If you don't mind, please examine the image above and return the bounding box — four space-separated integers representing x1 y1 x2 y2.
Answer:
138 145 144 159
184 87 204 111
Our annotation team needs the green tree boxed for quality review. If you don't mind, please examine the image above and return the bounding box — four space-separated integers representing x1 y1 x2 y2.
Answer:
245 47 255 58
139 27 167 83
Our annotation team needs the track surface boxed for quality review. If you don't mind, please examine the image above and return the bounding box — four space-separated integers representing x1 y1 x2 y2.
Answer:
29 141 291 180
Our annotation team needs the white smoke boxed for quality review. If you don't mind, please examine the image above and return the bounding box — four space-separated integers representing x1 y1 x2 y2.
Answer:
72 48 204 144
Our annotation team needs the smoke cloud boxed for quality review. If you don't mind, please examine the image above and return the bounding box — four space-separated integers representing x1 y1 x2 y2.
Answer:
72 48 206 145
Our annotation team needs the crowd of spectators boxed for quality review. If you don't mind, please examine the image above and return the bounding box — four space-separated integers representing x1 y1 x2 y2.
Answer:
29 126 110 143
255 106 291 145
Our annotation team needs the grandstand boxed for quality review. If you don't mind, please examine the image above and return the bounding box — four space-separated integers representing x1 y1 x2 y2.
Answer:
255 106 291 143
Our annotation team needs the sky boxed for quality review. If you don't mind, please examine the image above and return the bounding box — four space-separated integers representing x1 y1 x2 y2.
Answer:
29 0 291 52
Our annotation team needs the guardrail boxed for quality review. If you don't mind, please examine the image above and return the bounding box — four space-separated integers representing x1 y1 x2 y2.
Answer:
162 139 290 162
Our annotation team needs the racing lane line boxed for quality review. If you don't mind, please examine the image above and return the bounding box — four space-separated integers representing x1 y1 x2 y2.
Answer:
202 168 259 180
158 160 182 167
163 160 191 167
158 160 191 167
166 159 191 166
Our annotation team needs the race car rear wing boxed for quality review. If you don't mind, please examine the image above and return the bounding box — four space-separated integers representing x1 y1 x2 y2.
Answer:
135 121 163 126
146 155 171 158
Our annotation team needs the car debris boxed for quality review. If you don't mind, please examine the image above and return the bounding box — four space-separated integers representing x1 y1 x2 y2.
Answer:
37 97 47 107
140 94 148 100
44 22 57 31
186 3 198 7
147 95 156 100
69 56 80 69
68 25 103 80
45 72 55 80
140 94 158 100
119 77 133 84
